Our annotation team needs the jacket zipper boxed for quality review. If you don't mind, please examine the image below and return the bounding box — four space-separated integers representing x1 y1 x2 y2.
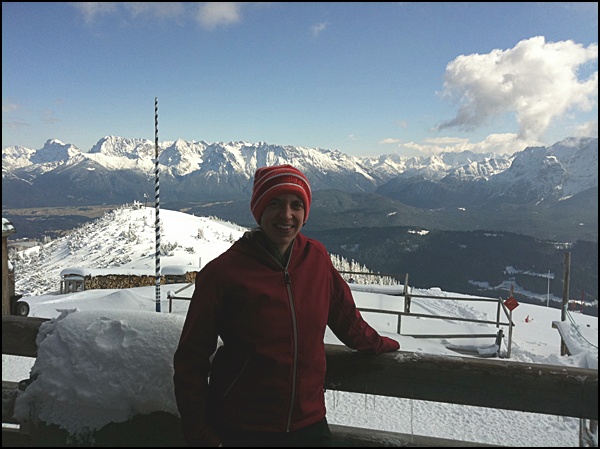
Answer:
255 235 299 432
284 268 299 432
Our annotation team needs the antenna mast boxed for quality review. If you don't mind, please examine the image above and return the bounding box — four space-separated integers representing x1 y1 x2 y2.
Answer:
154 97 161 312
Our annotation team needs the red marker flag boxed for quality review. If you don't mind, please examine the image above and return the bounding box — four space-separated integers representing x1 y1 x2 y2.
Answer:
504 296 519 311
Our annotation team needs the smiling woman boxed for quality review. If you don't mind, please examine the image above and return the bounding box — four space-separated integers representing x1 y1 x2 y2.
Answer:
173 164 400 447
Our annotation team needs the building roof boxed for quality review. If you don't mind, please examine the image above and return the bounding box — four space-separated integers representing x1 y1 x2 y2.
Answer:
2 217 16 238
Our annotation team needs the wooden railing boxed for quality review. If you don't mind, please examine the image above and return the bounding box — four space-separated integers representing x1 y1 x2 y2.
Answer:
3 316 597 447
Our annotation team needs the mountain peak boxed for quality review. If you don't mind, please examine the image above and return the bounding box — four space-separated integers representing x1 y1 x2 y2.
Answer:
29 139 81 165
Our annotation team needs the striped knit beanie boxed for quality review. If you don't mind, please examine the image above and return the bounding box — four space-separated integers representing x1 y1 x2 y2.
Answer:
250 164 312 225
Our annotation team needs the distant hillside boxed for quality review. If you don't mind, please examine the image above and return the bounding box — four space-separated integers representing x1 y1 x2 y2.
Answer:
303 226 598 316
10 185 589 244
167 188 598 243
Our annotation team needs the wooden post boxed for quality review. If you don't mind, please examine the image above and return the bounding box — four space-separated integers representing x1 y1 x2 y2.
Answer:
398 273 410 334
507 309 513 359
403 273 411 313
506 285 515 359
495 297 501 328
561 252 571 356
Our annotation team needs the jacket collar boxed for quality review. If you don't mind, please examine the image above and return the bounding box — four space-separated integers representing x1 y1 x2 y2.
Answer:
244 228 300 268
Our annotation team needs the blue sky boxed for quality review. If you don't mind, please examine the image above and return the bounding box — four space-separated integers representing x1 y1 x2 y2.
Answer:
2 2 598 157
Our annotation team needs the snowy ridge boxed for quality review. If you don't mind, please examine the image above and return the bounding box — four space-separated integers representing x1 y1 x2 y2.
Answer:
12 203 385 297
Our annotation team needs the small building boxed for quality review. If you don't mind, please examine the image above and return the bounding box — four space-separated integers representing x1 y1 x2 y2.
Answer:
60 273 86 294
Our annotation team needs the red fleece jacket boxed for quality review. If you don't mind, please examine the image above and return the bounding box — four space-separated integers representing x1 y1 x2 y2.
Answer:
173 231 399 446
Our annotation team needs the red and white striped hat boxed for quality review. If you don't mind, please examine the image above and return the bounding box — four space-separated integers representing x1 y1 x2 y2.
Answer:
250 164 312 225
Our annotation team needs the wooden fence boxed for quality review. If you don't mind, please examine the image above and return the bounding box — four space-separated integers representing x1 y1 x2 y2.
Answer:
2 315 597 447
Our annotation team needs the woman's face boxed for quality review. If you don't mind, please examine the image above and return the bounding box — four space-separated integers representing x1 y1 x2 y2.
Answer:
259 193 304 254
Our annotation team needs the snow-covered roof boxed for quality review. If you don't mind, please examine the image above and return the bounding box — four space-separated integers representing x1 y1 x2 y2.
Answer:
2 217 16 238
60 266 195 277
161 265 192 276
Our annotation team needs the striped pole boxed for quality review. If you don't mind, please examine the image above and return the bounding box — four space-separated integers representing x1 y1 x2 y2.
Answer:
154 97 161 312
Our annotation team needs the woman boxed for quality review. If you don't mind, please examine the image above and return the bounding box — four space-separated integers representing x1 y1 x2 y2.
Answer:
173 164 399 447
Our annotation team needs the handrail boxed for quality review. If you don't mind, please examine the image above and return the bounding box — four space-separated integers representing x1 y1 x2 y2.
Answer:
3 316 597 420
324 343 597 420
2 316 597 447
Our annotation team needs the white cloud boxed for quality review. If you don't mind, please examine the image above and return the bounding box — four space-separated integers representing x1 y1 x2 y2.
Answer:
2 102 28 129
2 118 29 130
73 2 240 28
399 133 541 156
42 109 61 125
379 138 400 145
123 2 186 20
573 120 599 138
72 2 118 24
196 2 243 29
2 103 21 113
437 36 598 141
311 22 328 38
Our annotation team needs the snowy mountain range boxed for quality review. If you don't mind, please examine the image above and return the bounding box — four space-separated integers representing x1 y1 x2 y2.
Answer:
3 136 597 210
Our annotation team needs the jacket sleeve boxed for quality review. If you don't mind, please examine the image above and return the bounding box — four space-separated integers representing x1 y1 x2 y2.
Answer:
327 266 400 354
173 264 223 447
